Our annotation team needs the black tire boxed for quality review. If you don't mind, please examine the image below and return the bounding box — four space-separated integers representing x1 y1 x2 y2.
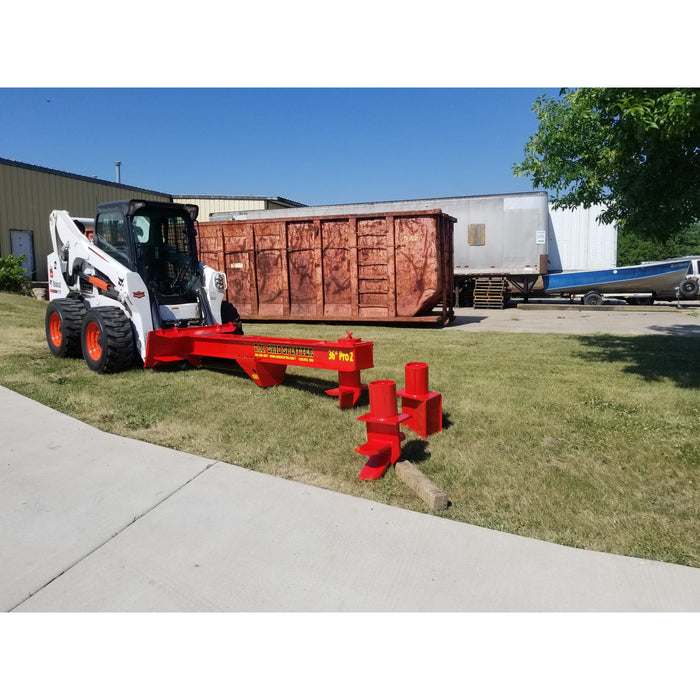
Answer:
46 298 86 358
582 291 603 306
81 307 136 374
679 278 699 299
221 301 244 335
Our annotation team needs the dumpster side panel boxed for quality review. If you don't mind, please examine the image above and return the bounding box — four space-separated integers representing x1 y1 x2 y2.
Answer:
253 221 288 317
198 223 225 280
287 220 317 317
321 219 353 316
395 215 441 316
223 222 256 316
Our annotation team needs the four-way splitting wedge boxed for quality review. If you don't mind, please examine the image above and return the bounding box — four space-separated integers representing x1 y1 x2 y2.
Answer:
397 362 443 439
355 380 409 481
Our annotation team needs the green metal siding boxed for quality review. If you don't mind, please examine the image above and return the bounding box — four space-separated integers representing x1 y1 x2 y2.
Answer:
0 160 170 281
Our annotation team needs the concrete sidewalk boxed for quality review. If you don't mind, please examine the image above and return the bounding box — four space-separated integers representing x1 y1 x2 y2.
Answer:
2 385 700 612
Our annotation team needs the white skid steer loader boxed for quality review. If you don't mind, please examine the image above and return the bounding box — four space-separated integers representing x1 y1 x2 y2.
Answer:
46 199 241 373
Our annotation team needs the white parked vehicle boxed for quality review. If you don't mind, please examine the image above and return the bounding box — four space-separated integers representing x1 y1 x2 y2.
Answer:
644 256 700 301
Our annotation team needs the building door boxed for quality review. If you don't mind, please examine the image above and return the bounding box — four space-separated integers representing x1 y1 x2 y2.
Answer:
10 230 35 280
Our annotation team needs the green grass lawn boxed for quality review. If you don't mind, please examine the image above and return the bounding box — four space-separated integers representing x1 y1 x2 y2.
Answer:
2 292 699 567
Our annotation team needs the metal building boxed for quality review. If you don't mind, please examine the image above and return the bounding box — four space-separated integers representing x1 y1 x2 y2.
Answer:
171 195 305 223
0 157 303 283
547 203 617 271
0 158 171 282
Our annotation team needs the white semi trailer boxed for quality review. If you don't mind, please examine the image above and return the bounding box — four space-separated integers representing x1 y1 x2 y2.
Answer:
210 191 617 308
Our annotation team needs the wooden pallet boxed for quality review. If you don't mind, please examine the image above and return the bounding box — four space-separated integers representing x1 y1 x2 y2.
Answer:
473 276 508 309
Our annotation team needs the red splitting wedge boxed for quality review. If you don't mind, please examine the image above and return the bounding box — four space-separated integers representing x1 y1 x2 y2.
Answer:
144 325 372 408
355 379 409 480
397 362 443 439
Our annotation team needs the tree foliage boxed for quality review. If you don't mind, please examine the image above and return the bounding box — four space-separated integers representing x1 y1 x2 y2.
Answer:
514 88 700 240
0 255 31 295
617 222 700 266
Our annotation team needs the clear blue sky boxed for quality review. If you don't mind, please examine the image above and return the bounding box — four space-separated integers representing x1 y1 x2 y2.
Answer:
0 88 560 206
0 1 687 206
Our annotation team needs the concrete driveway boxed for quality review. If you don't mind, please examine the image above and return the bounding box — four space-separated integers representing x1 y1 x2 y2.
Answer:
446 299 700 336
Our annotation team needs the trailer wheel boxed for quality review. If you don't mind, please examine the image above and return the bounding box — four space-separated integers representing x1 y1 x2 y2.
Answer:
679 278 699 299
81 307 136 374
221 301 244 334
46 298 86 358
582 291 603 306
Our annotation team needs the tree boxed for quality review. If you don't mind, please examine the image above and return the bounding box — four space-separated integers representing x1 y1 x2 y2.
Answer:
513 88 700 241
0 254 31 295
617 222 700 266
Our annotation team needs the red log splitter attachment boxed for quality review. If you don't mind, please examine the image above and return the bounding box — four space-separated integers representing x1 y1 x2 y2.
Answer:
397 362 442 439
144 326 372 408
355 379 409 480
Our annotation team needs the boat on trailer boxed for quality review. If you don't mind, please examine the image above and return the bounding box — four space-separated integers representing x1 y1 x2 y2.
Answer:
541 259 691 304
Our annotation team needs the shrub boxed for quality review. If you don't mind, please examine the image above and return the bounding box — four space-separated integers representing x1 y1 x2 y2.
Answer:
0 255 31 294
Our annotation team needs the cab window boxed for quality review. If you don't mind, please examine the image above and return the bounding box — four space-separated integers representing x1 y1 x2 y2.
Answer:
94 211 130 265
132 215 152 244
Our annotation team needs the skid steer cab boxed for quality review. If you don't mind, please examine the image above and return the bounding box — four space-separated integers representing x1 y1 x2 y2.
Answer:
46 199 242 373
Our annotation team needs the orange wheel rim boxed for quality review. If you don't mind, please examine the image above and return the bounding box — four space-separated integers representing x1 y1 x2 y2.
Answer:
85 321 103 361
49 313 63 347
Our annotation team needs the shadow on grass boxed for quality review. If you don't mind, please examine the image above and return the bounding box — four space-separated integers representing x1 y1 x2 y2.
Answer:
576 334 700 388
402 438 431 463
442 411 454 430
283 372 370 405
149 361 192 374
181 359 376 408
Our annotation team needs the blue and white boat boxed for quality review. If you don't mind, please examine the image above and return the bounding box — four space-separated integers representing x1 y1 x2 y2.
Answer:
542 259 691 300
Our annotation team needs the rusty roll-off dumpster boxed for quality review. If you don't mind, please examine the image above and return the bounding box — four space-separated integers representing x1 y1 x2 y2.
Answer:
197 210 455 324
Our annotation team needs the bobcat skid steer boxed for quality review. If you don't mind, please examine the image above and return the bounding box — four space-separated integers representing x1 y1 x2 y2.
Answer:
46 199 241 373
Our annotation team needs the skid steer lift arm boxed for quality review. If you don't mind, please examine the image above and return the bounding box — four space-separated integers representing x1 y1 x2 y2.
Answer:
144 326 373 408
